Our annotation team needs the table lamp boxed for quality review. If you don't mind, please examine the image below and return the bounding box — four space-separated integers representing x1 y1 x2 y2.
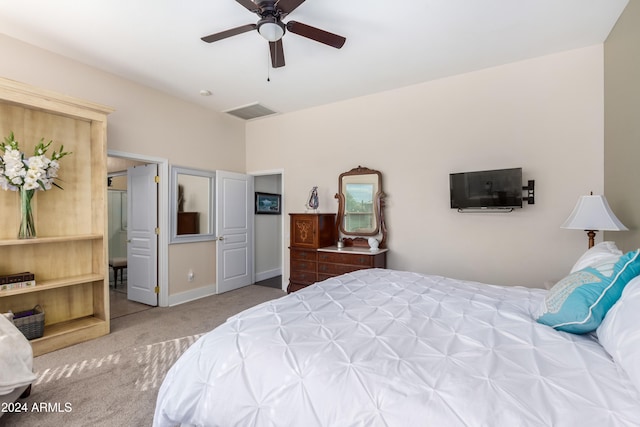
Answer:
561 193 627 248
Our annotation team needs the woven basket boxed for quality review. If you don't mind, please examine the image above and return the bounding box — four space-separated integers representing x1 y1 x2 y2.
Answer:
13 305 45 340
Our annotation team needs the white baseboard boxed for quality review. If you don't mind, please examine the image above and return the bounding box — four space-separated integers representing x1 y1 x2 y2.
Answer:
168 284 217 307
167 268 283 306
255 267 282 283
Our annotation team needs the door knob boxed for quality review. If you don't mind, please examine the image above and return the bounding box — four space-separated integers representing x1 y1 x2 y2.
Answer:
218 236 224 241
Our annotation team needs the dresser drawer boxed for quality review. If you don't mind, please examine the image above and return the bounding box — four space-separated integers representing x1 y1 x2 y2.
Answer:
291 249 317 261
291 259 316 273
290 270 317 284
317 251 374 267
318 262 362 276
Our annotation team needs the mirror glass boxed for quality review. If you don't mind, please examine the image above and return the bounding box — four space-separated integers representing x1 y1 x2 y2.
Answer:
337 166 385 242
177 174 210 234
342 178 379 234
170 166 216 244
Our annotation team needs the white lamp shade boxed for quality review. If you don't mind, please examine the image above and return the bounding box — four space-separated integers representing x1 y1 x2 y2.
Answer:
561 195 628 231
258 21 284 42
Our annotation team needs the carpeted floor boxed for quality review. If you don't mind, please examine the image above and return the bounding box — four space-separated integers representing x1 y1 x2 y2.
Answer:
1 285 285 427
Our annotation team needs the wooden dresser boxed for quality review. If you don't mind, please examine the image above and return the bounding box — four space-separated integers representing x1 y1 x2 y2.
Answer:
288 213 336 293
288 213 388 293
177 212 199 235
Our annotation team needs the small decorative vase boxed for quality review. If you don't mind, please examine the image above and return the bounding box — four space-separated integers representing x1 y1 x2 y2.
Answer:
368 237 379 251
307 186 319 212
18 188 36 239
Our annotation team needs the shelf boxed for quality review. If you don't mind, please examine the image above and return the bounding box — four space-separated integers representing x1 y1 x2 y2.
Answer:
0 274 104 297
30 316 108 357
0 234 102 247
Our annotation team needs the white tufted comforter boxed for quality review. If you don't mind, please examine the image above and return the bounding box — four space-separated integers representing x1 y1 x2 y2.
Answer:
0 313 35 414
154 269 640 427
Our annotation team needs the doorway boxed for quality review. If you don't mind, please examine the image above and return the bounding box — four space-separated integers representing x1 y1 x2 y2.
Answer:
252 170 285 291
106 181 146 318
107 151 170 314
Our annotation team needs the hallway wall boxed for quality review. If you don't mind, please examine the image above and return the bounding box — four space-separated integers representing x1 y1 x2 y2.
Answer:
254 174 283 283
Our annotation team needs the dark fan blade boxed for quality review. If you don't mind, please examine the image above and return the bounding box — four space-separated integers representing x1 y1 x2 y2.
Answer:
201 24 257 43
269 39 285 68
236 0 260 13
276 0 306 15
286 21 346 48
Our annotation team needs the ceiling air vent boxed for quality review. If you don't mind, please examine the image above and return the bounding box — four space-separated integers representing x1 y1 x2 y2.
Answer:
224 103 278 120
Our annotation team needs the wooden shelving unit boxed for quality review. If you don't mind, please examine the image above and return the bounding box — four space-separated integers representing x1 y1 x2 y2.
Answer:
0 234 102 247
0 77 113 356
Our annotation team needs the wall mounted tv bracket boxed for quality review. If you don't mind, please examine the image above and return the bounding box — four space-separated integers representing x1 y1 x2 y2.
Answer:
523 180 535 205
457 179 535 213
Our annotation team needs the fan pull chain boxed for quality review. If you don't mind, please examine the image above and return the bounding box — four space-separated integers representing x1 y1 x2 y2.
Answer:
267 53 271 82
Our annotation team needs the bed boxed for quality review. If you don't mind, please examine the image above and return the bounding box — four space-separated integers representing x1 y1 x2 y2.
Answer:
154 245 640 427
0 313 35 417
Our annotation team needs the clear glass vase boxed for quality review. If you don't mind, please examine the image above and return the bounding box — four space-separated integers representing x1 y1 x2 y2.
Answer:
18 188 36 239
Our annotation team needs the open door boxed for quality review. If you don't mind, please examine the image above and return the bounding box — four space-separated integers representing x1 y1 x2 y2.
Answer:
127 164 159 306
216 170 254 293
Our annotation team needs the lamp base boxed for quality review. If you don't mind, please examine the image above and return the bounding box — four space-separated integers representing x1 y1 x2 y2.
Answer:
586 230 597 249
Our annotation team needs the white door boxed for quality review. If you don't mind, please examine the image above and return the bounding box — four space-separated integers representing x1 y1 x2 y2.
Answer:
127 164 159 306
216 170 254 294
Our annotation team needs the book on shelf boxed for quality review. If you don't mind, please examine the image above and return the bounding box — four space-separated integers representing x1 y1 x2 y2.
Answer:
0 272 36 291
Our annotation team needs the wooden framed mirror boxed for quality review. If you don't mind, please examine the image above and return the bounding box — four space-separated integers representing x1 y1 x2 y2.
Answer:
335 166 387 248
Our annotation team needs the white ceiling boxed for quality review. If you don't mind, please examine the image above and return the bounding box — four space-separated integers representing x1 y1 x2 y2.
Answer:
0 0 629 117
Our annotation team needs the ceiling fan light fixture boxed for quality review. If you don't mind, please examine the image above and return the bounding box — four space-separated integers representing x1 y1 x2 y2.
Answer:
257 17 285 41
200 0 347 68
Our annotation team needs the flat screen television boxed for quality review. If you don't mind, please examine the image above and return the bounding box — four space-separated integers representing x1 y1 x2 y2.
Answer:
450 168 523 209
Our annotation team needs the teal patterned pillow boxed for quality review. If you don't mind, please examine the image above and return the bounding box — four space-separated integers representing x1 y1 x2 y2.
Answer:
536 250 640 334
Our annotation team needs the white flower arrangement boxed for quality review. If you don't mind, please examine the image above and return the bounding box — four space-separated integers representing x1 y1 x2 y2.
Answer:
0 132 71 192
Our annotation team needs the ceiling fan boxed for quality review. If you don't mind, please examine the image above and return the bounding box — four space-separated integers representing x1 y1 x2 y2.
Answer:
201 0 346 68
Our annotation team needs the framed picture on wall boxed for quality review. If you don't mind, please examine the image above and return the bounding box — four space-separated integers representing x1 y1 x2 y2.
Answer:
255 192 281 215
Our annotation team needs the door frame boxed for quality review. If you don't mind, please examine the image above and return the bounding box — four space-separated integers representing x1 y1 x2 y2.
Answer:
249 168 285 290
108 150 170 307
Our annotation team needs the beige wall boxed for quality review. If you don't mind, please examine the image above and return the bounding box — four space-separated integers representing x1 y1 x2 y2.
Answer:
169 242 216 294
0 34 246 298
0 35 245 171
0 30 614 293
247 45 606 288
604 1 640 251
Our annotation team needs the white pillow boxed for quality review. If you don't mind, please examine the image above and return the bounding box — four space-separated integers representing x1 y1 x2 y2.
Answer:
597 275 640 392
571 241 623 273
